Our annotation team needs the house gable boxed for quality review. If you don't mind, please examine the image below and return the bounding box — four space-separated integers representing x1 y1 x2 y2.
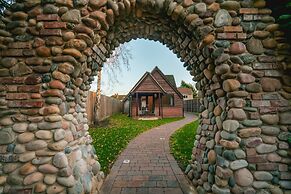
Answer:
151 67 183 99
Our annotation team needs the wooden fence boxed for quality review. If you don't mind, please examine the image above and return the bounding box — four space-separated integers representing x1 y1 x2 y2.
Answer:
86 92 123 124
183 98 201 113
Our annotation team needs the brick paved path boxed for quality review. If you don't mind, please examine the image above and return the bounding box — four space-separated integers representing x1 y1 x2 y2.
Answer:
100 113 198 194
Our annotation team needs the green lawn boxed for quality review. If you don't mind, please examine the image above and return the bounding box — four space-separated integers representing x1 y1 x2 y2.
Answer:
170 119 199 170
89 113 182 174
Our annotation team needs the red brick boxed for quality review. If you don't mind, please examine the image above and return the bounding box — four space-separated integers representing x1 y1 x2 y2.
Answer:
223 26 243 32
257 163 278 171
43 22 67 29
40 29 62 36
252 100 271 107
249 112 260 119
18 85 40 93
259 107 277 114
270 100 290 107
279 164 289 172
8 100 44 108
23 49 36 56
237 33 247 40
25 75 42 85
247 155 268 163
37 14 59 21
243 15 253 21
8 42 32 49
246 148 257 156
0 49 23 57
258 56 277 63
280 172 291 180
239 8 259 14
251 93 262 100
6 93 30 100
7 85 17 92
253 63 273 70
217 33 236 40
31 93 41 99
0 77 25 84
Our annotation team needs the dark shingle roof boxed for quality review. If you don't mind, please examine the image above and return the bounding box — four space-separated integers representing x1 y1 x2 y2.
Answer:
165 75 177 88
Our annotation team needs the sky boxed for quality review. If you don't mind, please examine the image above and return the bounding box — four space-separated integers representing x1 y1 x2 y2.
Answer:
90 39 194 96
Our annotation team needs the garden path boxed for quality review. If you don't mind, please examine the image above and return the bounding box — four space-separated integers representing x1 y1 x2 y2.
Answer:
100 113 198 194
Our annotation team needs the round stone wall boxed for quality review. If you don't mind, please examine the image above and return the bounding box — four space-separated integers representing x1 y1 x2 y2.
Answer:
0 0 290 194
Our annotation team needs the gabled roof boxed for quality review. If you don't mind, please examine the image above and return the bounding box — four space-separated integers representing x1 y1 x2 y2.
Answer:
151 66 183 99
165 75 177 88
128 71 167 94
178 87 193 95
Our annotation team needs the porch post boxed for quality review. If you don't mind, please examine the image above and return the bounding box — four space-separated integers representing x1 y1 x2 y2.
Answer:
136 93 138 117
161 94 163 118
159 93 161 117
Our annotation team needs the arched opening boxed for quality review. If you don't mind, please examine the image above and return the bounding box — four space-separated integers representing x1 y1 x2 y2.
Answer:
0 1 290 194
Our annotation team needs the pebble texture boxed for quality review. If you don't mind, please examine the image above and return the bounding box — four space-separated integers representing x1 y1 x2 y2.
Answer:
0 0 290 194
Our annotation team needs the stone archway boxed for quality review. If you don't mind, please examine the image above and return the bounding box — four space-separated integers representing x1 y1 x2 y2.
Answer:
0 0 290 193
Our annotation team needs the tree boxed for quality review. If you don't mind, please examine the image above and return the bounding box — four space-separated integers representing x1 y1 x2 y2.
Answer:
0 0 13 14
92 44 132 124
180 80 198 98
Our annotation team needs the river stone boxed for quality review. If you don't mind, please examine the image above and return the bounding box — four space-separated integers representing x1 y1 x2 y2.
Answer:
238 73 255 84
44 174 57 185
227 108 247 121
26 140 47 151
256 144 277 154
54 129 66 141
208 150 216 164
246 83 262 93
222 150 236 161
246 38 264 55
19 152 36 162
279 112 291 125
245 137 262 148
260 78 282 92
61 9 81 23
261 126 280 135
17 132 35 143
214 9 232 27
7 174 23 185
19 163 37 175
57 175 75 187
279 181 291 189
194 3 206 13
39 164 58 174
260 114 279 125
212 184 230 194
238 128 261 138
223 79 240 92
230 160 248 170
23 172 44 185
12 123 28 133
234 168 253 187
219 139 239 149
220 131 236 141
242 120 262 127
53 152 68 168
234 149 246 159
254 171 273 181
223 120 239 132
35 130 52 140
221 1 241 11
0 128 15 145
47 184 65 194
229 42 246 55
48 140 68 151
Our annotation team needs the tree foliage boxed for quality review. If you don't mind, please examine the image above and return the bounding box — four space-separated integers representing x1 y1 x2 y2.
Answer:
267 0 291 42
180 80 198 98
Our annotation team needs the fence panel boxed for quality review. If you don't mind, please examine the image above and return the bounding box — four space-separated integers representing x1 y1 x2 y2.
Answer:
183 98 201 113
86 92 123 124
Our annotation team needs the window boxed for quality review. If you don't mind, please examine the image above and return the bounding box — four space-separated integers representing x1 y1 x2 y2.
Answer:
163 94 174 107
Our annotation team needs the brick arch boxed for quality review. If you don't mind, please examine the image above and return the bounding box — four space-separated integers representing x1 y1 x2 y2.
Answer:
0 0 290 194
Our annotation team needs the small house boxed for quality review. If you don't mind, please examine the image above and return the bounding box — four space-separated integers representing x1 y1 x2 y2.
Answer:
178 87 194 100
124 67 184 119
